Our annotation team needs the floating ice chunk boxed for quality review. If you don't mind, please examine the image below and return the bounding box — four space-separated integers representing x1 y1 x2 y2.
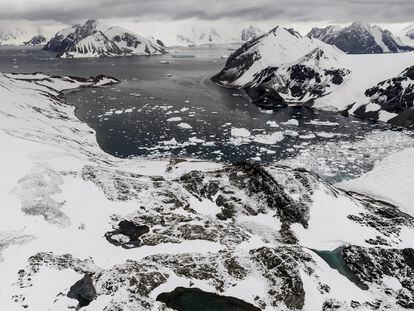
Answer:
282 119 299 126
266 121 279 128
299 133 316 139
189 137 205 144
308 120 339 126
203 142 215 147
167 117 182 122
259 109 274 115
162 138 179 145
253 132 284 145
180 107 189 112
231 128 251 138
316 132 336 138
284 130 299 137
177 123 192 129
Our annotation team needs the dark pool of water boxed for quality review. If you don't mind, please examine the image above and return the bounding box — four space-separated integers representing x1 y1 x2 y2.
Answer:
156 287 261 311
0 46 410 181
312 247 368 290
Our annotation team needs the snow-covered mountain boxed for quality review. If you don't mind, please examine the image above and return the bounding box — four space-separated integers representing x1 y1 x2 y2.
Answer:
1 71 414 310
240 25 264 42
213 25 414 127
212 26 346 89
242 47 350 107
23 35 47 46
307 22 414 54
44 19 166 58
344 66 414 127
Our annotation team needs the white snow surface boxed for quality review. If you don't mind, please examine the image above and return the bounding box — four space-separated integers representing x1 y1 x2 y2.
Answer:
338 148 414 217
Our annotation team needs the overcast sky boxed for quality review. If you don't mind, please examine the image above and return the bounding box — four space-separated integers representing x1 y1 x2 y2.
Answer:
0 0 412 40
0 0 412 23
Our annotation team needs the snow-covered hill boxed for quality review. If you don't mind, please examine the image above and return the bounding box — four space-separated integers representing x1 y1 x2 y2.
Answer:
0 72 414 310
307 22 414 54
44 19 166 58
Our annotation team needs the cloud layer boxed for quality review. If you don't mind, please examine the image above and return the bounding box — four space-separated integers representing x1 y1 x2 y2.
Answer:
0 0 412 23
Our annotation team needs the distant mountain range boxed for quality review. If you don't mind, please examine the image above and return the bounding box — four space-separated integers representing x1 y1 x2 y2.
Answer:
213 24 414 127
174 25 264 46
307 22 414 54
43 19 167 58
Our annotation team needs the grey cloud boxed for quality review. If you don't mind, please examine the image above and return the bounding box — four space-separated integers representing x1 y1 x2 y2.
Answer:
0 0 412 23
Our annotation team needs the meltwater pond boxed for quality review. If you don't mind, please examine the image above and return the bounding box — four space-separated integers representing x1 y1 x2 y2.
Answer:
1 45 413 182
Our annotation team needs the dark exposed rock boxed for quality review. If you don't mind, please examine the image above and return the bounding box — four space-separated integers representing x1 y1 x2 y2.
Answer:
250 246 314 309
105 220 150 249
156 287 261 311
342 246 414 308
67 274 96 307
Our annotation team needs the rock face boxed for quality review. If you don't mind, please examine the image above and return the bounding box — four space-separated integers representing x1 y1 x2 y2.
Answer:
344 66 414 127
23 35 47 46
43 19 166 58
307 22 414 54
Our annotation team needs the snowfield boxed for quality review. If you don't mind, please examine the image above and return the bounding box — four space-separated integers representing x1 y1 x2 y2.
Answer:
0 72 413 310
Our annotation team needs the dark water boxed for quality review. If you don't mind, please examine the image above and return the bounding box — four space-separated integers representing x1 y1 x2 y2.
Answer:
312 247 368 290
0 46 411 180
156 287 261 311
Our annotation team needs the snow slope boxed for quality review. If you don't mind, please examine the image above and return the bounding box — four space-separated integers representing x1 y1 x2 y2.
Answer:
0 72 413 310
338 148 414 218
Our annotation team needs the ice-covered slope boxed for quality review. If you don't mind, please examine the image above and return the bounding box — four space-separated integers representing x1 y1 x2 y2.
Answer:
307 22 414 54
0 72 414 310
44 19 166 58
338 147 414 217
